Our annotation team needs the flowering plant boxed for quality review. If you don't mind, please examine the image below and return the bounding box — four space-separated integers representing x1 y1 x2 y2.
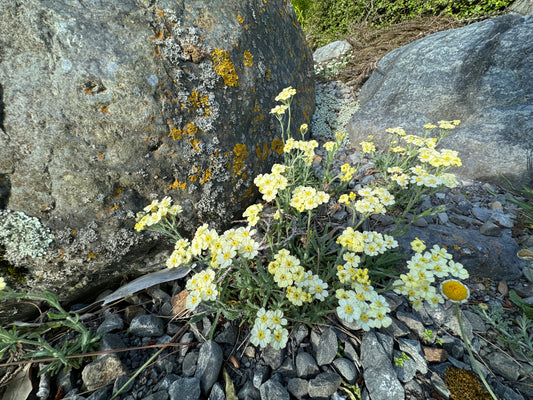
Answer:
134 87 470 350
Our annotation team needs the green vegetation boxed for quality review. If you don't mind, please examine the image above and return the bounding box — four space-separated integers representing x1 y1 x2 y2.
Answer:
294 0 515 48
0 288 100 376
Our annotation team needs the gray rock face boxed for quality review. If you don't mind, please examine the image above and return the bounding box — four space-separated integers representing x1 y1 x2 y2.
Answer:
0 0 314 320
360 331 404 400
195 340 223 395
169 377 201 400
398 224 524 280
348 15 533 187
313 40 352 64
129 314 165 337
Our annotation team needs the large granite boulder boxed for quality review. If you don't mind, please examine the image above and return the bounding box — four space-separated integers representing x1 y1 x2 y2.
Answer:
347 14 533 187
0 0 314 318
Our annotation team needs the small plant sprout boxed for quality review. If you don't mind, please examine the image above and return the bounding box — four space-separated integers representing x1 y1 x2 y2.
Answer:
423 328 434 344
134 87 469 353
394 351 411 367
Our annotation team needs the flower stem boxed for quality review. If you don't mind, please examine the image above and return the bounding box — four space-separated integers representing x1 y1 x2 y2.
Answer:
455 304 498 400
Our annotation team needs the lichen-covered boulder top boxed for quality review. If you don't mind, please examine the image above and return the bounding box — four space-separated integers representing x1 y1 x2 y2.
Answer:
348 14 533 187
0 0 314 315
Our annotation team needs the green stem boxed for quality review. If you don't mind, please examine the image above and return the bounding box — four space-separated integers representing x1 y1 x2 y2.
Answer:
455 304 498 400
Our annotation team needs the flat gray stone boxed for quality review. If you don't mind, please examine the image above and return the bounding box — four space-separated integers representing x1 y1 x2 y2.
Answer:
287 378 308 399
307 372 342 399
360 332 404 400
313 40 353 64
487 352 521 381
97 313 124 334
195 340 223 395
332 358 358 384
315 327 338 366
259 378 290 400
296 351 320 378
169 377 201 400
208 382 226 400
129 314 165 337
397 338 428 375
480 221 503 237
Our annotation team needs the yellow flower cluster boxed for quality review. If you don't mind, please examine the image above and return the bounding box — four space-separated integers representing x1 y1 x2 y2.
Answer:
270 104 289 116
243 203 263 226
360 141 376 154
209 226 260 269
267 250 329 306
185 269 218 310
335 287 392 330
336 229 398 256
402 135 437 149
393 240 469 310
253 164 289 202
388 166 458 189
290 186 330 212
340 163 357 182
385 127 407 136
250 308 289 349
438 120 460 129
275 86 297 102
418 148 462 168
134 196 182 231
283 138 318 166
167 238 193 268
341 187 395 216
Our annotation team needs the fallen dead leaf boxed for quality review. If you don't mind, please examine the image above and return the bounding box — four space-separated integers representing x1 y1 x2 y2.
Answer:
171 290 190 318
498 280 509 297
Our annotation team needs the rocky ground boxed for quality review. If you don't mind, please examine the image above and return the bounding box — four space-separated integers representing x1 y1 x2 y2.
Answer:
3 64 533 400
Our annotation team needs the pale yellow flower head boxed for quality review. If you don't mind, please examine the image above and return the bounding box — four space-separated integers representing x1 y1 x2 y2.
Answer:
270 104 289 116
360 141 376 154
275 87 297 102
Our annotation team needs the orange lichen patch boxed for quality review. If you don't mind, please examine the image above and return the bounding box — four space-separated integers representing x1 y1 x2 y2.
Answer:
97 153 104 160
188 89 200 108
87 252 96 259
453 244 461 250
254 105 260 112
243 51 253 67
211 48 239 86
271 137 284 155
169 179 187 190
232 143 248 176
185 123 198 136
190 138 202 151
111 205 119 210
100 105 110 114
200 168 212 184
237 14 244 23
71 230 77 236
169 127 183 140
256 142 269 162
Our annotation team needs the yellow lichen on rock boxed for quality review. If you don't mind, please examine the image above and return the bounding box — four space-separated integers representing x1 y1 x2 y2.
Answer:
211 48 239 86
243 51 253 67
232 143 248 176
